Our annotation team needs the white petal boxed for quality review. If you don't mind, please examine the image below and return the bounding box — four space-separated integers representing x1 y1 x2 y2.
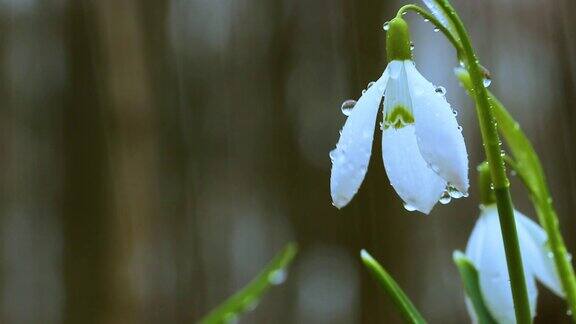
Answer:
405 61 469 194
465 207 488 264
330 71 388 208
469 206 537 324
516 210 564 297
382 125 446 214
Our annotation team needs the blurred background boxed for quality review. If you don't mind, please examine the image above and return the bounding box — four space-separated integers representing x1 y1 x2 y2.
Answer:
1 0 575 323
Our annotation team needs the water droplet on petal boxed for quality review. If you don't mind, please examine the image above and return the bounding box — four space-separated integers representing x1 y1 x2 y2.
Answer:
457 125 463 132
367 81 375 89
383 21 390 31
433 27 440 32
483 76 492 88
403 203 417 212
439 191 452 204
423 18 429 22
329 149 337 161
268 269 287 285
435 86 446 95
452 109 458 116
340 99 356 116
447 185 466 199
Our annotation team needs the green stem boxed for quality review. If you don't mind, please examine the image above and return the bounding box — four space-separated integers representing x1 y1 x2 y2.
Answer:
434 1 532 322
396 4 464 59
477 162 496 205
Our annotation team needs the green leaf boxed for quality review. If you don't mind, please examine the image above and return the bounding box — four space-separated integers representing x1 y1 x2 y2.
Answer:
360 250 427 324
453 251 497 324
199 243 298 324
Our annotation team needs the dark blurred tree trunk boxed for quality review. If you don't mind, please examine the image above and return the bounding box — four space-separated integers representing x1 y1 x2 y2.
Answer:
62 2 110 323
93 0 160 323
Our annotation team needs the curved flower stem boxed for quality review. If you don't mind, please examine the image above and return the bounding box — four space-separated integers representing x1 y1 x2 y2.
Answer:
433 0 532 322
396 4 463 59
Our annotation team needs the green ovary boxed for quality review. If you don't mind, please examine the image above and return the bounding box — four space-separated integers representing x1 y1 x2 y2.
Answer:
384 105 414 129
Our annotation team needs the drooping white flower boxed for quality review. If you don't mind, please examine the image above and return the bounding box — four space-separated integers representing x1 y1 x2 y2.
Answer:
329 17 468 214
465 204 564 324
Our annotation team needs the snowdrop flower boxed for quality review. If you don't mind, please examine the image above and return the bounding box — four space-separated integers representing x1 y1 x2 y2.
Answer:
329 17 468 214
465 204 564 323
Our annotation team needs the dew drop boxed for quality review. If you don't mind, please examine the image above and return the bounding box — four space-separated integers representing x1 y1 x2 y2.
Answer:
423 18 430 22
268 269 287 285
447 186 466 199
367 81 375 89
340 99 357 116
567 309 573 316
379 121 384 131
439 191 452 204
452 109 458 116
435 86 446 95
480 65 492 87
433 27 440 32
383 21 390 31
329 149 337 162
404 203 417 212
244 298 260 312
410 42 415 51
223 313 239 324
457 125 463 132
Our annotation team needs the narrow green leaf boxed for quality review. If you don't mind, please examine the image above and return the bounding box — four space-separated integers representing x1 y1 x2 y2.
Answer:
453 251 497 324
360 250 427 324
199 243 298 324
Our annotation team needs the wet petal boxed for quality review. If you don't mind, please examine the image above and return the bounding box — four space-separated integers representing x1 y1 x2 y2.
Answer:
405 61 469 194
330 71 388 208
382 124 445 214
516 211 564 297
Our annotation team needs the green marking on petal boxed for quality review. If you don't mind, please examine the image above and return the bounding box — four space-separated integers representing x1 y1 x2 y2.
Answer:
384 105 414 129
